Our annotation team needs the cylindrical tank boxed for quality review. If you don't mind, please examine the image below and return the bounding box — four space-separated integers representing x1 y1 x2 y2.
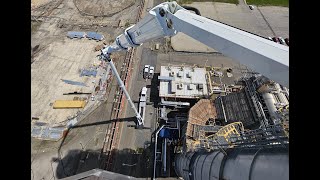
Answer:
276 92 289 105
274 83 282 92
282 87 289 100
174 147 288 180
262 93 277 118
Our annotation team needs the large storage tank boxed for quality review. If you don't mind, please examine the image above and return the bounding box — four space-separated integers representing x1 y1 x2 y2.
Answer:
276 92 289 105
262 93 277 118
174 147 288 180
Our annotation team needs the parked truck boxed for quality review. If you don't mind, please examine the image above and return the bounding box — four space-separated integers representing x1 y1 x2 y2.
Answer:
138 87 148 125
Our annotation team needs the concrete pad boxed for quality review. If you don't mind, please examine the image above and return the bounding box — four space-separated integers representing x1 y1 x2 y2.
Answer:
258 6 289 37
171 2 288 52
171 32 217 53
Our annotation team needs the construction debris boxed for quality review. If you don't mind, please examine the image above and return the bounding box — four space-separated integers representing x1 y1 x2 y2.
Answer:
63 91 91 95
95 44 105 51
86 32 104 41
53 100 87 109
31 122 66 141
67 31 86 39
80 68 97 77
226 72 233 77
67 31 104 41
61 79 87 87
66 117 78 128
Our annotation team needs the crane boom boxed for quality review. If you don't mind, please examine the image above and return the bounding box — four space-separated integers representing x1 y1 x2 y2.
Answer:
99 1 289 127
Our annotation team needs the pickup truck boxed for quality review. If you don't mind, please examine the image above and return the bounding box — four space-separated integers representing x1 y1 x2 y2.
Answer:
143 65 150 79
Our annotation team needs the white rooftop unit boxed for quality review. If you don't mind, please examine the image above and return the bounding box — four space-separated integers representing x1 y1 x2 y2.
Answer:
198 84 203 91
177 83 183 89
187 72 192 78
177 71 183 77
188 84 195 90
171 82 176 93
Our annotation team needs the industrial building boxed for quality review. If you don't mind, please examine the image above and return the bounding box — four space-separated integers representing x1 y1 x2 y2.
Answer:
214 75 289 129
62 71 289 180
256 79 289 125
159 65 209 100
154 85 289 178
214 77 265 129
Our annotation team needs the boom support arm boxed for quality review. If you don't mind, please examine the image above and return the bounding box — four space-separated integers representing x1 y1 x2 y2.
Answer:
101 1 289 87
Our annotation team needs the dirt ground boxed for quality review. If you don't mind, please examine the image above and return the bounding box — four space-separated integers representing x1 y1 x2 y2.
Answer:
31 0 140 125
32 39 103 124
32 0 52 8
31 0 142 179
74 0 135 16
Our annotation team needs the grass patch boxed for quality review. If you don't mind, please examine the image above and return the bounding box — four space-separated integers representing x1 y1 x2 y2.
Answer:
178 0 238 5
246 0 288 7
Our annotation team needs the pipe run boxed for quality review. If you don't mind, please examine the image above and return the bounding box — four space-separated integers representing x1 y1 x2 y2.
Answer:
162 138 167 175
174 147 288 180
153 125 165 180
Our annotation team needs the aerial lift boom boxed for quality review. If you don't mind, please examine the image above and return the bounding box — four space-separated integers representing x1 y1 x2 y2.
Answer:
99 1 289 127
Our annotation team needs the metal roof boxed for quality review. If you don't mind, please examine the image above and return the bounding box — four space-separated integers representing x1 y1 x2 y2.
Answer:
86 32 104 40
67 31 86 38
159 66 208 98
31 123 66 141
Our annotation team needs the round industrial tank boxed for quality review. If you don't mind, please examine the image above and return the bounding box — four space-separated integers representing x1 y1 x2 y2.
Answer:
274 83 282 92
174 147 288 180
276 92 289 105
262 93 277 117
283 87 289 98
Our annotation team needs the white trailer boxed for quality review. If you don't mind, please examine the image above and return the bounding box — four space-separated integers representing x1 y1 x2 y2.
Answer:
138 87 148 125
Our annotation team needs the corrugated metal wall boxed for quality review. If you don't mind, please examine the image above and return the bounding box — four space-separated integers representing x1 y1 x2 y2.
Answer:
174 147 288 180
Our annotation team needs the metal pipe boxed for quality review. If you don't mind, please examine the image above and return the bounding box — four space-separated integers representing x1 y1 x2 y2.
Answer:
219 96 227 123
276 92 289 105
262 93 277 119
162 138 167 174
108 60 143 126
178 120 180 138
165 118 181 138
153 125 165 180
174 147 288 180
160 98 190 107
166 118 180 130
